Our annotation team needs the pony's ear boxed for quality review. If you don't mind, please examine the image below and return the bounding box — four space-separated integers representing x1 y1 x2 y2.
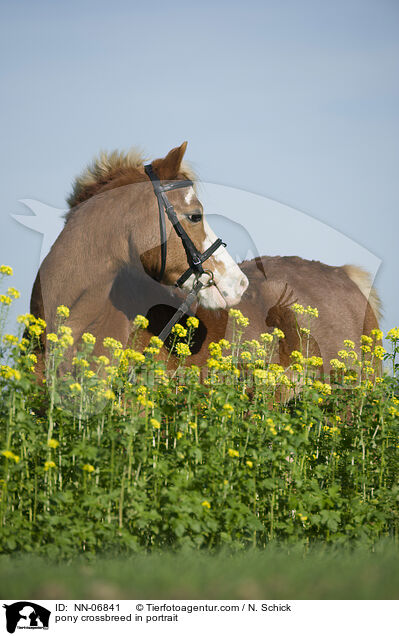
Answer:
152 142 188 180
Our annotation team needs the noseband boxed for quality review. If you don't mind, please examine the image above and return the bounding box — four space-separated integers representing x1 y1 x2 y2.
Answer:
144 164 225 287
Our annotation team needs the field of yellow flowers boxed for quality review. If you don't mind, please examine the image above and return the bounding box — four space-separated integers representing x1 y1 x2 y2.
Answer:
0 265 399 558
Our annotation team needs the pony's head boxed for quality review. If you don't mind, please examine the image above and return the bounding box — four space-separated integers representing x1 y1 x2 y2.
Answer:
66 142 248 310
140 142 248 309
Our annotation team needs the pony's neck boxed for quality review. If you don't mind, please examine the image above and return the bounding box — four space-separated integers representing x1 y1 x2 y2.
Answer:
42 186 149 331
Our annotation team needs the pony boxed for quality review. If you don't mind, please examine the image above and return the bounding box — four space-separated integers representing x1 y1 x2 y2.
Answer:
138 255 381 376
29 142 248 375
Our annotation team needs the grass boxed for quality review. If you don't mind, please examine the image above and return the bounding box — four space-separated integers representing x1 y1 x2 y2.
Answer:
1 543 398 599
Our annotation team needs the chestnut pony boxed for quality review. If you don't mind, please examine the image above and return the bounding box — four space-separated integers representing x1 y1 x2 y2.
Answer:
30 142 248 373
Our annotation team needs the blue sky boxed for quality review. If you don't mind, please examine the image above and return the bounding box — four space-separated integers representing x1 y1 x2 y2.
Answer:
1 0 398 332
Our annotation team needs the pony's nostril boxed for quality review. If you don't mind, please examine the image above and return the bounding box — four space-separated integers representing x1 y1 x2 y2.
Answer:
222 290 229 298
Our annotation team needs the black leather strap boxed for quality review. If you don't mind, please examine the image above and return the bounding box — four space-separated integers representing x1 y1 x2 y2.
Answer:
144 163 225 287
157 279 204 343
175 238 226 287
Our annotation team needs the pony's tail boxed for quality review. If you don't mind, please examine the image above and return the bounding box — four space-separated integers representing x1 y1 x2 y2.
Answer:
343 264 382 323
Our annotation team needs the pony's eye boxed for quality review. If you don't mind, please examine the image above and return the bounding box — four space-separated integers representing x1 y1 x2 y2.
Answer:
187 213 202 224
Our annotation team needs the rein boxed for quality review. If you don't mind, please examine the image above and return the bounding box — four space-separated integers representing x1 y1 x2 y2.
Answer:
144 163 226 342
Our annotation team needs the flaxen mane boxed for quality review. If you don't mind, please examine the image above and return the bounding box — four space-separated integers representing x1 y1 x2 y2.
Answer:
66 147 197 216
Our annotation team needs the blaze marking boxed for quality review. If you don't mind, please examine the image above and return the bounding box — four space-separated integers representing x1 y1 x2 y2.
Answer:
184 188 195 205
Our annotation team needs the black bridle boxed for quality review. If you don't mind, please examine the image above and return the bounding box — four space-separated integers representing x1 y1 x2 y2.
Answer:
144 163 226 342
144 163 225 287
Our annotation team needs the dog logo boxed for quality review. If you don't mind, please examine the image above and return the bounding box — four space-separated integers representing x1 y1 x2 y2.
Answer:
3 602 51 633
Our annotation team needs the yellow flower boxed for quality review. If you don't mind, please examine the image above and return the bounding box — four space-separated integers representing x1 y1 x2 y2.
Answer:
60 334 74 348
172 324 187 338
150 418 161 429
240 351 252 362
133 314 149 329
143 346 160 356
208 342 222 358
103 337 123 350
228 448 239 458
69 382 82 393
82 464 95 473
149 336 163 349
0 265 13 276
218 338 230 349
201 500 211 509
343 339 355 349
17 313 35 326
305 306 318 318
0 295 12 305
307 356 323 367
47 333 58 343
28 324 44 337
104 389 115 400
7 287 20 299
56 305 70 318
330 358 346 371
370 329 383 341
124 349 145 364
291 350 304 363
344 373 357 383
222 403 234 413
0 366 21 381
313 381 332 395
387 327 399 341
82 332 96 345
189 421 197 429
361 335 373 346
186 316 199 329
246 460 253 468
272 328 285 339
300 327 310 335
97 355 110 366
374 346 386 360
260 332 273 344
177 431 183 440
47 439 59 449
72 357 90 368
207 358 220 370
44 460 56 471
1 450 20 463
175 342 191 357
3 334 19 346
228 308 249 327
292 303 304 314
360 345 371 354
